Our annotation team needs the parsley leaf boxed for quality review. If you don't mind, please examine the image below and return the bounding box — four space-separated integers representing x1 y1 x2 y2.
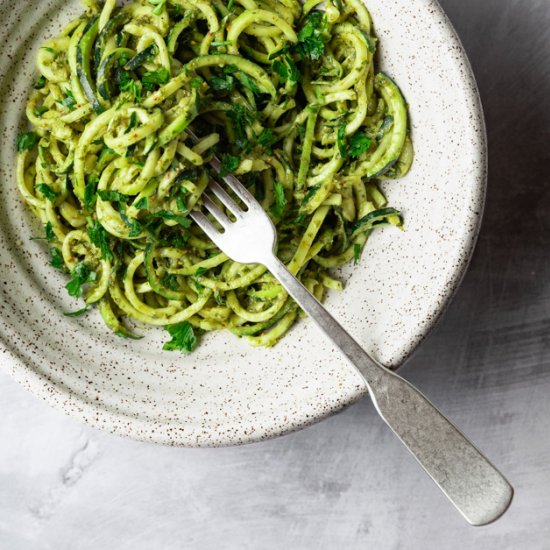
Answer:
190 76 203 89
220 154 240 176
134 197 148 210
193 279 204 295
34 75 47 90
227 104 254 151
258 128 277 153
98 190 130 204
163 321 197 353
294 10 327 61
33 106 49 116
16 131 39 152
272 55 300 84
66 263 97 298
45 222 56 243
87 220 114 262
176 190 188 213
272 59 288 81
142 67 170 91
84 175 99 210
348 133 372 158
36 183 58 201
119 71 142 102
50 247 64 269
120 208 143 237
151 210 192 228
209 74 235 92
337 128 372 159
271 181 286 217
161 273 180 291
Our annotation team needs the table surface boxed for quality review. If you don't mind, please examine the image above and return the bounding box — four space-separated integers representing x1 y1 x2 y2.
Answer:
2 1 550 548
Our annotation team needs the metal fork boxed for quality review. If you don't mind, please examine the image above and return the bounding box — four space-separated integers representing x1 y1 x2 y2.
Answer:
187 136 513 526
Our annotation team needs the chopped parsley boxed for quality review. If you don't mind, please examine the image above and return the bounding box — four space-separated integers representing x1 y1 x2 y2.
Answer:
132 197 149 210
176 190 188 213
337 127 372 159
33 75 47 90
163 321 197 353
190 76 203 89
151 210 192 228
84 175 99 210
98 190 130 204
16 131 39 152
120 208 143 237
161 273 180 291
87 220 114 262
227 104 254 151
348 133 373 158
258 128 277 153
220 154 240 176
50 247 64 269
142 67 171 91
33 106 49 117
66 263 97 298
209 74 235 92
195 267 207 277
36 183 58 201
45 222 56 243
119 71 142 102
294 10 327 61
134 197 148 210
271 55 299 84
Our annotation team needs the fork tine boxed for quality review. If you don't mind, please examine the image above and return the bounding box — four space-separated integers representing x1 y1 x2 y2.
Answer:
202 195 232 228
207 180 243 217
189 210 224 242
219 172 260 210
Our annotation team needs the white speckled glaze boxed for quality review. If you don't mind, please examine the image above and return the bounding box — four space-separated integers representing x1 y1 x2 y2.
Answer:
0 0 486 446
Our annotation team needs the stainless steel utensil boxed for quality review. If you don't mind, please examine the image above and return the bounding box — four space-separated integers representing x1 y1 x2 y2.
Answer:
186 133 513 526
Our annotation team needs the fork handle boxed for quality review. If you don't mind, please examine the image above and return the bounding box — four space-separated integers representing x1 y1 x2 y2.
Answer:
263 256 513 526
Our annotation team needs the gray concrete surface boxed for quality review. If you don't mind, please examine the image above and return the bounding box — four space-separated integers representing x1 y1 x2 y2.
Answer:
1 0 550 548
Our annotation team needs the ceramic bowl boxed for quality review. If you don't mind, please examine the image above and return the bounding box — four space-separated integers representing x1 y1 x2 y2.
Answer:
0 0 486 446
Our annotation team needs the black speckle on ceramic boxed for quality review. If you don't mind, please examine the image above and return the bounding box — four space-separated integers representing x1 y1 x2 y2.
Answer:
0 0 486 446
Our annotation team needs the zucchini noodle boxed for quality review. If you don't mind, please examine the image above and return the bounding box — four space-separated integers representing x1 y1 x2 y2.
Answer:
16 0 413 350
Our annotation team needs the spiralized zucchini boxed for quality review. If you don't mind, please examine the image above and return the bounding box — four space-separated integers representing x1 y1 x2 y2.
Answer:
16 0 413 350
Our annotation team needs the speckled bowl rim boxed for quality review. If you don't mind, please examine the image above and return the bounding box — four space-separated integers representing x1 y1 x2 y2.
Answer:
0 0 486 446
